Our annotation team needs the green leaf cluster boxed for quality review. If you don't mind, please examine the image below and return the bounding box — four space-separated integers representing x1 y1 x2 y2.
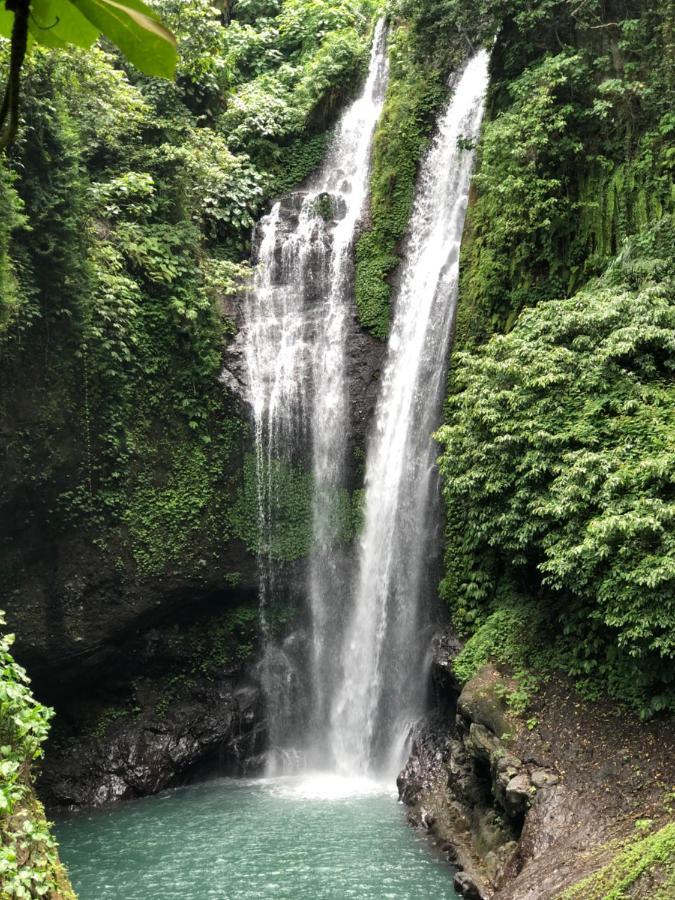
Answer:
0 613 74 898
439 219 675 715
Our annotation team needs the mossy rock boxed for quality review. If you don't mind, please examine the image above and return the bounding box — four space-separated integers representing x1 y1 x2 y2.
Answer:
457 664 514 740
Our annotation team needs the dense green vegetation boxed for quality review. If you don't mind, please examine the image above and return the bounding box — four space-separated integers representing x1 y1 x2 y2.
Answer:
442 222 674 714
438 0 674 716
0 0 379 593
0 614 74 898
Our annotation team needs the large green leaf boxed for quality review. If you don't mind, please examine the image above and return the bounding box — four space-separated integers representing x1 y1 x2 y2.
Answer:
0 6 14 39
0 1 175 78
29 0 99 49
71 0 176 77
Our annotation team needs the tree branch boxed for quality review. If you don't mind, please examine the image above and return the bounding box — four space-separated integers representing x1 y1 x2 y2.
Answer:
0 0 30 151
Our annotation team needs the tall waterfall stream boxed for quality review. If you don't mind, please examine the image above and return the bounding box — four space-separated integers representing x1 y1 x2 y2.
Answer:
243 39 489 780
56 35 489 900
242 20 390 772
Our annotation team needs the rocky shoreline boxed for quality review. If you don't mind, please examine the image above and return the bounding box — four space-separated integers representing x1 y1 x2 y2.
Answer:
41 673 264 810
37 628 674 898
397 644 675 899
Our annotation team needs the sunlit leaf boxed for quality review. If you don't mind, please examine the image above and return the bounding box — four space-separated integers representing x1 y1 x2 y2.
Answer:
71 0 177 78
29 0 99 49
0 7 13 39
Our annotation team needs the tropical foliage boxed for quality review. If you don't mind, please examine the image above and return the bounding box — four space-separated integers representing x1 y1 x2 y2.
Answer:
0 0 378 588
0 613 73 898
435 0 675 717
440 219 675 716
0 0 177 149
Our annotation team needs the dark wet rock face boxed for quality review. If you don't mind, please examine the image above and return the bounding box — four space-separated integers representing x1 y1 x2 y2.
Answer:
398 656 559 899
399 649 675 899
398 721 517 900
31 592 271 811
42 676 264 810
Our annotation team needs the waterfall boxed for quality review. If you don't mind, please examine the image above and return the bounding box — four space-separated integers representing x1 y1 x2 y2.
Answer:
329 50 490 777
241 20 389 772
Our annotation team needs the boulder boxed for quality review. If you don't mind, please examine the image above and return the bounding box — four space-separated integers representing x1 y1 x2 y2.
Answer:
504 773 532 818
466 722 502 760
458 664 513 739
454 870 485 900
41 675 264 810
531 769 559 789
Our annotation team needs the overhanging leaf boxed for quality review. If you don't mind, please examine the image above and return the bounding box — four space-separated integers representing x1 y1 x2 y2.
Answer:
71 0 176 78
0 7 14 39
29 0 99 49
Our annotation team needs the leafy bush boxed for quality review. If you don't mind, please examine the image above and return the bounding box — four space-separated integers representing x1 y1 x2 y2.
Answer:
0 613 73 898
439 220 675 714
452 593 541 712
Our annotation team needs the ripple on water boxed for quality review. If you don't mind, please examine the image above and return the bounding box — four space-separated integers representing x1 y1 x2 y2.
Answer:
55 777 459 900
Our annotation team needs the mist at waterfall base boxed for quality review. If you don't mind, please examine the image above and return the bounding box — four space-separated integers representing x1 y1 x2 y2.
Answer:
242 39 490 779
55 778 458 900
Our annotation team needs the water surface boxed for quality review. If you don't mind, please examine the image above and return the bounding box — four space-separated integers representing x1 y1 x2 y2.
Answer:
56 775 458 899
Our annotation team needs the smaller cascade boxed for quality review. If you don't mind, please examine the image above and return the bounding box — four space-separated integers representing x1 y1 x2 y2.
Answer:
239 20 389 773
330 50 491 777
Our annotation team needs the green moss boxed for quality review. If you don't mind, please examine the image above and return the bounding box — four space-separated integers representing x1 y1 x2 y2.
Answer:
451 8 674 355
312 191 336 221
354 23 448 339
231 454 314 562
231 453 362 563
152 605 260 715
269 133 330 196
90 705 139 739
560 822 675 900
122 417 245 577
452 595 541 713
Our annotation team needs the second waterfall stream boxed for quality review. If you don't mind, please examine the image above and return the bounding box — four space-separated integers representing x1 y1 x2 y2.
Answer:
241 25 490 779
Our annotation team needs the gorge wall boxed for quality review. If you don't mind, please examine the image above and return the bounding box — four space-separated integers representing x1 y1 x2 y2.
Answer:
0 0 478 804
0 0 673 896
0 1 387 799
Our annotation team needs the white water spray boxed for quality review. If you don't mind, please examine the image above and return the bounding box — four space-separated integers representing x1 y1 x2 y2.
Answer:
330 50 490 777
240 21 389 772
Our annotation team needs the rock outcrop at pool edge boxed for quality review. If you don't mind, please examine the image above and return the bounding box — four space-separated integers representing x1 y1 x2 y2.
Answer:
41 674 264 810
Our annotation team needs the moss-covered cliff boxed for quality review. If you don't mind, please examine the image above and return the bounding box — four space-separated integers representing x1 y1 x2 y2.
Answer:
0 0 379 691
433 0 674 717
0 0 386 838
